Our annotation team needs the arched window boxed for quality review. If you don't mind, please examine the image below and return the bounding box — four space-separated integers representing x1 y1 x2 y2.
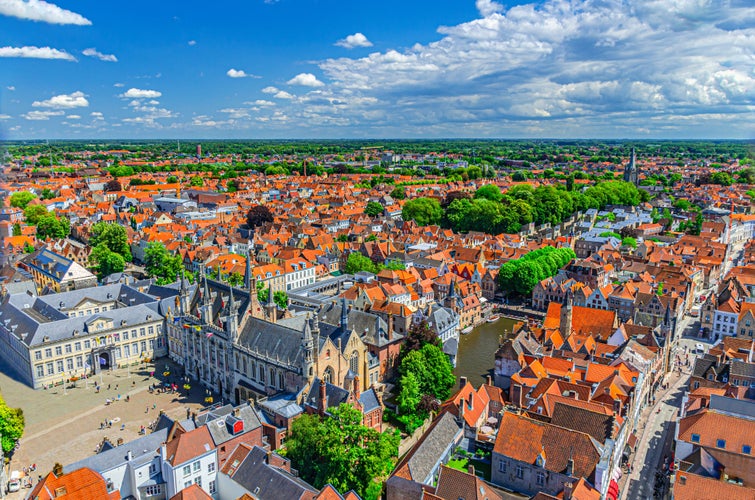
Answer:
350 351 359 374
279 371 285 389
259 364 265 383
269 367 275 387
323 366 334 384
250 361 256 379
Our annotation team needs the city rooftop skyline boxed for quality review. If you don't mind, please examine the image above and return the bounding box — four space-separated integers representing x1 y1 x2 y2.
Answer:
1 0 753 140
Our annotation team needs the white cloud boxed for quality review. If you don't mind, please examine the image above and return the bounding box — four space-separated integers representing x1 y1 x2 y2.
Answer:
227 68 259 78
306 0 755 137
32 90 88 109
6 86 14 91
0 45 75 61
287 73 324 87
82 48 117 62
261 86 279 94
220 108 250 119
66 114 81 119
113 83 124 87
120 88 162 99
475 0 503 17
250 99 275 106
335 32 372 49
90 111 104 119
0 0 91 25
0 114 11 119
23 110 64 120
188 40 196 46
274 90 294 99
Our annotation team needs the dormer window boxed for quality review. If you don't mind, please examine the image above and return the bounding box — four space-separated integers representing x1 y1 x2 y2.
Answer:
716 439 726 449
691 433 700 443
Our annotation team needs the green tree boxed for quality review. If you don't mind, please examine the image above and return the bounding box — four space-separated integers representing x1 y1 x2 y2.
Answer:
11 223 21 236
511 170 528 181
285 404 399 499
673 199 691 210
89 244 125 279
90 222 132 261
189 176 204 187
365 201 384 217
144 241 183 284
10 191 35 209
622 237 637 248
228 271 244 287
474 184 502 202
39 188 56 200
24 205 49 225
344 252 378 274
166 175 178 184
389 186 406 200
35 215 70 239
397 372 422 415
0 395 24 454
257 288 289 309
401 197 443 226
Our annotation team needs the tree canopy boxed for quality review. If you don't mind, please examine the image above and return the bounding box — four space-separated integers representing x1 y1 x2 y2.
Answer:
89 244 125 279
246 205 274 228
401 197 443 226
498 246 576 295
90 222 131 261
144 241 183 284
0 395 24 454
344 252 380 275
285 404 399 500
10 191 35 209
364 201 384 217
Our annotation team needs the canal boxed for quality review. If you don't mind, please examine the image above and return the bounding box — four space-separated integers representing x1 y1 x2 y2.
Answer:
453 317 518 387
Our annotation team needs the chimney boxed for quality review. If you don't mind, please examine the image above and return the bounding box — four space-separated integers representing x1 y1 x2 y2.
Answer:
126 450 132 461
678 475 686 486
467 465 475 476
459 376 468 389
563 482 574 500
719 465 726 482
319 379 327 416
52 463 63 477
566 458 574 477
458 397 465 424
486 375 492 386
388 314 394 337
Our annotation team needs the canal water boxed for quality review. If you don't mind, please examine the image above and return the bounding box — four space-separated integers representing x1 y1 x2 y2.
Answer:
453 317 518 387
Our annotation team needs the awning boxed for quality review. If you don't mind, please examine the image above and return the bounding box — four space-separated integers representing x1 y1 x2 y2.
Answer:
627 432 638 449
607 479 620 500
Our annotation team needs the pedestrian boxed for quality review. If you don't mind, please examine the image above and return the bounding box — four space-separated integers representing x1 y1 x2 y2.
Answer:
146 406 149 413
133 381 136 386
108 384 111 390
152 403 156 410
115 384 118 391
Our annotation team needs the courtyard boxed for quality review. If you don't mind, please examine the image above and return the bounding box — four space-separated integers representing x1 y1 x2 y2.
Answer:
0 357 217 498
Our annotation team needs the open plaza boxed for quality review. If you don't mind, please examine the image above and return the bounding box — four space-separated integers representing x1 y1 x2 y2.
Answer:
0 357 215 498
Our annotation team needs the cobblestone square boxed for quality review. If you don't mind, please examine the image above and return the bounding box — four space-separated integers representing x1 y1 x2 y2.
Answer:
0 357 214 499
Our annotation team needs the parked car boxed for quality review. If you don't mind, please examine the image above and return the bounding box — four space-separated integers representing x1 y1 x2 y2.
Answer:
7 471 20 493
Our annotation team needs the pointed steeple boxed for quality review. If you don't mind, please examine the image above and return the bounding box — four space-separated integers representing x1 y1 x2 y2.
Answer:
663 301 671 328
560 288 574 337
341 296 349 332
244 242 253 291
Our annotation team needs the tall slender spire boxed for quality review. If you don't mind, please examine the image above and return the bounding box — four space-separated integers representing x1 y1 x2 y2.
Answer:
341 296 349 332
244 242 253 291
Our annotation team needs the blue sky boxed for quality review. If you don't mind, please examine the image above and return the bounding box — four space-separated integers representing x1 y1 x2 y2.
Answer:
0 0 753 139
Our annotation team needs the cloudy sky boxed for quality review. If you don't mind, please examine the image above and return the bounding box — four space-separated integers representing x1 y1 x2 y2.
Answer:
0 0 753 139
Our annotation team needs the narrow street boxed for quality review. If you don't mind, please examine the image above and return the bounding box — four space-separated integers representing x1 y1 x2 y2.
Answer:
620 315 703 500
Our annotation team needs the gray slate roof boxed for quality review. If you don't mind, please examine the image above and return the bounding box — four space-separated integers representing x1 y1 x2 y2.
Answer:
228 446 317 500
404 411 462 482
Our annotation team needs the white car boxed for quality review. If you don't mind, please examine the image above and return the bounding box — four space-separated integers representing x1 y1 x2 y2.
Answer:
695 343 705 354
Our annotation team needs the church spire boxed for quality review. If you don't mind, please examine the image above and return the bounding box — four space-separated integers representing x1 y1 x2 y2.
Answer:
244 242 253 291
341 296 349 332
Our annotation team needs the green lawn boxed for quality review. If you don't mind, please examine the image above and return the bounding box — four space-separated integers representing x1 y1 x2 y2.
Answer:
445 457 492 481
